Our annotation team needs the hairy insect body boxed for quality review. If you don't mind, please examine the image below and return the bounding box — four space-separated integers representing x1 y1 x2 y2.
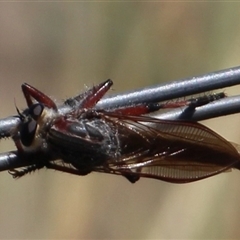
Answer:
48 114 120 171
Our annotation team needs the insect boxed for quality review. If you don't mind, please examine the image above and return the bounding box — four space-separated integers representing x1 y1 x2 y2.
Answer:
9 79 240 183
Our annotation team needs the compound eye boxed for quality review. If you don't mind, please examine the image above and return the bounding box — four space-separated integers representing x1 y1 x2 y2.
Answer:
20 119 37 146
28 103 44 120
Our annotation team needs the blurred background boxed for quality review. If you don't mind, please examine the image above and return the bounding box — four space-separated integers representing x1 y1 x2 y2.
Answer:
0 2 240 239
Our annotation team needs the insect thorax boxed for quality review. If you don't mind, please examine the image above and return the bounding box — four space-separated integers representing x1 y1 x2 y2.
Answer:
48 116 121 169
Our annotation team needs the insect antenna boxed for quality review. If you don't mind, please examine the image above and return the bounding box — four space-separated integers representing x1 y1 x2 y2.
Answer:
14 99 25 121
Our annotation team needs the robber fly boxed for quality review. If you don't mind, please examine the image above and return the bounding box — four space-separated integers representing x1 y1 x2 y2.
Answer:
9 79 240 183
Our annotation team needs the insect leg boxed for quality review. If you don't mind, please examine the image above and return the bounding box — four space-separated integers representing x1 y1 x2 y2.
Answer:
8 161 92 178
8 162 45 178
122 174 140 183
22 83 57 109
44 162 92 176
110 103 162 116
80 79 113 108
109 92 226 116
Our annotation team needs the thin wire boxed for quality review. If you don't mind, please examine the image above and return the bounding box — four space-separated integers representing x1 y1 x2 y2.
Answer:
97 66 240 109
2 65 240 138
151 95 240 121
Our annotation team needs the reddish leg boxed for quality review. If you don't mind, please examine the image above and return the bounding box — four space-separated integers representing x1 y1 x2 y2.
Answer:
110 102 191 116
112 103 161 116
67 79 113 108
62 79 206 116
45 162 91 176
80 79 113 108
22 83 57 109
111 92 226 116
46 163 139 183
72 78 190 116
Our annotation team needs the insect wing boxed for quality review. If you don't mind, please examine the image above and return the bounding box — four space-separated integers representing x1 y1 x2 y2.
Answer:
97 113 240 183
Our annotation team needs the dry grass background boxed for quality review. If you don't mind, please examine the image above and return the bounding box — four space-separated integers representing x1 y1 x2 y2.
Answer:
0 2 240 239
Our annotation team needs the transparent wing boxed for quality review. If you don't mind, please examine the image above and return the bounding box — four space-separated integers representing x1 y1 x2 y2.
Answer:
94 113 240 183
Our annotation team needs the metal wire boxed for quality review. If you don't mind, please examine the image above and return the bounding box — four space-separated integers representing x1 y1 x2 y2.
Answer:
97 66 240 109
152 95 240 121
1 66 240 173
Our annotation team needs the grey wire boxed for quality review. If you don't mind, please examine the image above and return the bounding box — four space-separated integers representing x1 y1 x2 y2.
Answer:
97 66 240 109
2 65 240 138
1 66 240 173
151 94 240 121
0 151 20 171
0 117 20 139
